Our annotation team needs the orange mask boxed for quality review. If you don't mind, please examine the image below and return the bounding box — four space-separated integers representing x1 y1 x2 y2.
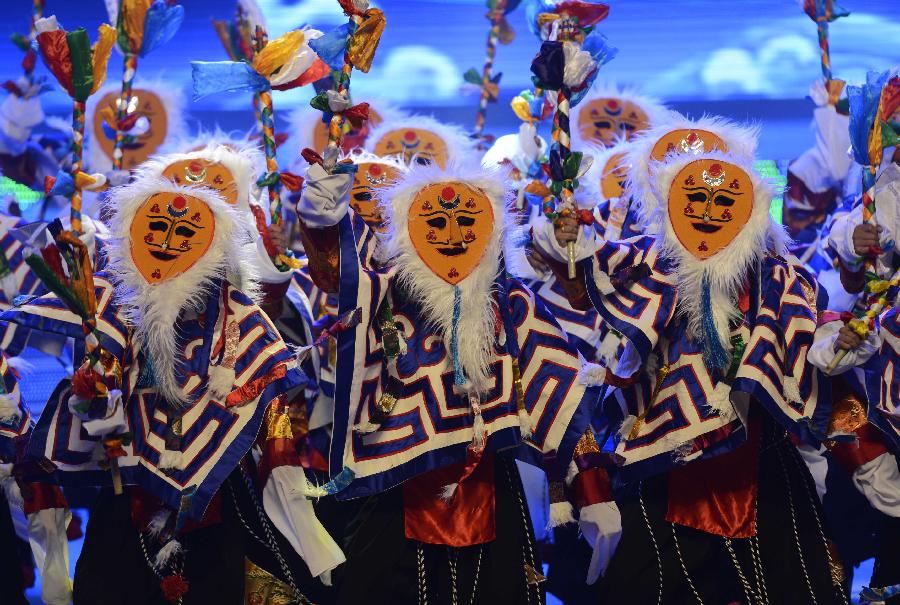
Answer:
373 128 450 168
407 182 495 285
650 129 728 162
93 88 169 169
350 162 401 232
668 159 753 260
599 152 629 199
161 159 239 206
314 107 383 153
578 98 650 147
129 192 216 283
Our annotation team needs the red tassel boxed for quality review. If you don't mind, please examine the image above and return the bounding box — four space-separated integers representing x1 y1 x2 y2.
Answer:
160 574 189 602
71 366 101 399
279 171 304 193
343 102 370 129
249 205 280 259
40 244 67 283
338 0 366 17
575 208 595 226
36 30 74 96
1 81 22 97
43 176 56 196
301 148 324 167
272 57 331 91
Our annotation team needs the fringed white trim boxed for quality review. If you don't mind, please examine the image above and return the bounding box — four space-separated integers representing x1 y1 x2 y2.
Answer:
593 269 616 295
707 382 735 419
616 415 637 441
208 364 236 400
0 393 21 423
353 421 381 435
471 410 486 451
598 332 621 367
784 374 802 405
439 483 459 502
565 460 579 486
157 450 185 471
547 501 576 528
517 407 533 439
0 271 18 301
153 539 183 569
578 362 607 387
146 510 171 539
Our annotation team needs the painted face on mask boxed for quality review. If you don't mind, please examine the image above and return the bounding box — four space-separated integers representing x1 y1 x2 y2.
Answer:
94 88 169 169
578 98 650 147
373 128 450 168
129 192 216 283
668 159 753 260
408 183 495 285
350 162 401 232
650 129 728 162
314 107 383 153
162 159 239 206
599 152 629 199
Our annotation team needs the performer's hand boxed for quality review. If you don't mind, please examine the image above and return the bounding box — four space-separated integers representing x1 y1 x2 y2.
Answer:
834 325 862 351
852 224 882 257
554 215 579 248
268 220 289 252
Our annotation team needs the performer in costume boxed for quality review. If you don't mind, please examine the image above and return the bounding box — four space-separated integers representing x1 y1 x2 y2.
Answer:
364 114 476 168
0 351 74 605
535 150 845 603
1 174 344 604
296 159 607 604
570 82 668 149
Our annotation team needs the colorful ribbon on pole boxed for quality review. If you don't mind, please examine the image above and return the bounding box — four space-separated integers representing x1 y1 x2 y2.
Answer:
35 16 115 234
109 0 184 170
9 0 44 83
193 26 327 268
465 0 521 142
528 0 616 278
826 72 900 374
802 0 848 82
307 0 385 172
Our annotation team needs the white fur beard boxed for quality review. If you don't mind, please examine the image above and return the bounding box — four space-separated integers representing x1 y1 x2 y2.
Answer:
393 251 499 392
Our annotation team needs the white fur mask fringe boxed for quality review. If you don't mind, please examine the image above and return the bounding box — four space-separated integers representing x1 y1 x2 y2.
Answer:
364 114 476 168
649 150 787 370
103 177 258 407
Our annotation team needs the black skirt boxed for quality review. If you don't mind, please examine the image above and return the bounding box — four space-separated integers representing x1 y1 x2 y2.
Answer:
596 418 847 605
335 455 545 605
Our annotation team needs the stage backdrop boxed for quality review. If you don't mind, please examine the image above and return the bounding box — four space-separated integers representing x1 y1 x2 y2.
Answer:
1 0 898 159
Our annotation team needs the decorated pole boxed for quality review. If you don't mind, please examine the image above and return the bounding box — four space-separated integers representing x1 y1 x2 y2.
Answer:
529 1 615 278
466 0 520 141
252 26 285 225
314 0 386 172
802 0 848 82
109 0 184 171
826 72 900 373
212 2 265 131
34 16 116 234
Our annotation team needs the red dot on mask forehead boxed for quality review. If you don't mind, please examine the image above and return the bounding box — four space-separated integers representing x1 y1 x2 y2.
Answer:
441 186 455 200
188 160 203 172
709 163 722 176
404 130 417 141
172 196 187 210
369 164 382 175
607 100 619 109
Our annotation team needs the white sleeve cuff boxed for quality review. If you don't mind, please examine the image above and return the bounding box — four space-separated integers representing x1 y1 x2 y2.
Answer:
578 501 622 585
262 465 346 577
27 507 72 605
298 164 352 228
531 214 598 264
853 452 900 518
808 322 879 374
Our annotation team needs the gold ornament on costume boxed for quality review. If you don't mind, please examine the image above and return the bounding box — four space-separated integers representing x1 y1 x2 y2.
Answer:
667 159 753 260
408 182 495 285
650 129 728 162
162 159 239 206
94 88 170 169
349 161 401 232
129 192 216 283
578 97 650 147
373 128 450 168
